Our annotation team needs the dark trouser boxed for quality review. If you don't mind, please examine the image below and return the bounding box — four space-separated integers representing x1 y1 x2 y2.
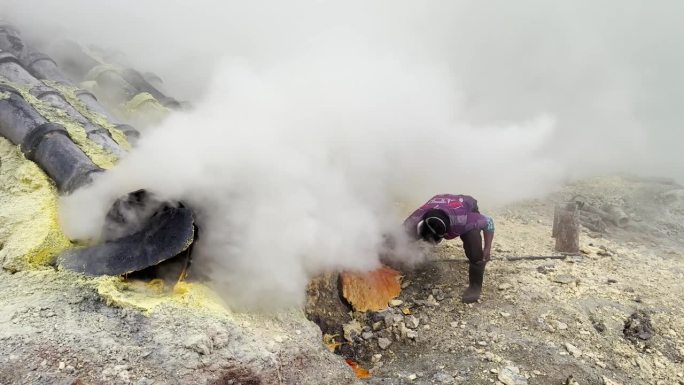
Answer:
460 229 483 265
460 229 486 302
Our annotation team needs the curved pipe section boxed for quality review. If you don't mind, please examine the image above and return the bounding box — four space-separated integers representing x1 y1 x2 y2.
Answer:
0 84 101 192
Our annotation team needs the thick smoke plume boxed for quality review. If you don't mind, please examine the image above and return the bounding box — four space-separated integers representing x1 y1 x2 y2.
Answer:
5 0 683 308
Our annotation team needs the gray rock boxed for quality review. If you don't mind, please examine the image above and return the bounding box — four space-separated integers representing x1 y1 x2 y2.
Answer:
361 332 374 340
391 314 402 324
498 366 527 385
184 334 212 355
565 343 582 357
405 315 420 329
389 299 404 307
433 372 454 383
553 275 577 284
343 320 362 342
378 337 392 350
602 376 623 385
497 283 513 290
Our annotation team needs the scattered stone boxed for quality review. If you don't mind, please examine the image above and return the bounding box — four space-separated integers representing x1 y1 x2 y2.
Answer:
423 324 431 330
426 295 439 307
497 283 512 291
432 288 446 301
361 331 374 340
184 334 212 355
405 315 420 329
58 361 66 370
532 370 541 376
450 321 459 328
592 319 607 333
401 280 411 289
433 372 454 383
596 361 607 368
383 313 398 328
389 299 404 307
378 337 392 350
484 352 502 363
635 356 653 377
565 343 582 357
553 275 577 284
500 312 511 318
65 365 75 374
477 341 488 346
371 354 382 363
602 377 623 385
565 375 580 385
372 321 383 331
623 311 654 343
392 314 404 325
555 321 568 330
407 373 417 380
497 366 527 385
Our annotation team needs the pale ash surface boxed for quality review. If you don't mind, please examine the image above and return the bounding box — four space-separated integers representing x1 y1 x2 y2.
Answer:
354 176 684 385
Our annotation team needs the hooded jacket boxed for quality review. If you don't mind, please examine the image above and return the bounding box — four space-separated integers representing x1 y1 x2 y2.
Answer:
404 194 494 240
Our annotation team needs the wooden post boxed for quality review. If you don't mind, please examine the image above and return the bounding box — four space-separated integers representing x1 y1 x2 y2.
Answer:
552 204 580 253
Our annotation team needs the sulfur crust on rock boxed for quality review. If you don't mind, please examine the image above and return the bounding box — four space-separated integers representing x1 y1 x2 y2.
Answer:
95 276 230 316
121 91 170 128
45 80 131 149
0 137 72 270
0 79 119 169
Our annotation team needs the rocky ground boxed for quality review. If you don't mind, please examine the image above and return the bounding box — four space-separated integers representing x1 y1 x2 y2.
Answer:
333 176 684 385
0 268 358 385
1 175 682 385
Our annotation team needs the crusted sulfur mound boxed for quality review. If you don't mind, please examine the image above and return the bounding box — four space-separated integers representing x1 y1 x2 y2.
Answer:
0 137 72 270
95 277 229 315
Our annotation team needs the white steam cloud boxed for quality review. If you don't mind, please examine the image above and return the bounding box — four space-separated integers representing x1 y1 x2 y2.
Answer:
5 0 683 308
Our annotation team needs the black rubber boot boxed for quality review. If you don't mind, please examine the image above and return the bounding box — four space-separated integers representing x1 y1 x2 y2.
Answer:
462 263 485 303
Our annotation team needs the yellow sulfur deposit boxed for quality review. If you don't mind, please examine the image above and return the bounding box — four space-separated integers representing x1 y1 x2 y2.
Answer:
0 79 120 169
121 92 171 128
45 80 131 150
0 138 72 271
95 276 230 316
0 75 225 316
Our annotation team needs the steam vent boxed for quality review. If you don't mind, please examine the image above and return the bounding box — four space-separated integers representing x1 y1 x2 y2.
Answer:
0 21 359 385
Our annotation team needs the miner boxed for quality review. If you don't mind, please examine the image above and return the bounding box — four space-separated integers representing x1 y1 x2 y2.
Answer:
404 194 495 303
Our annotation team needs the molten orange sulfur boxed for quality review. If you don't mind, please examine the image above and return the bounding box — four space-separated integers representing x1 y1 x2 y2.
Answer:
340 265 402 312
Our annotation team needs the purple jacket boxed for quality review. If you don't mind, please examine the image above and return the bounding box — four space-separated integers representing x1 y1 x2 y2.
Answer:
404 194 493 239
